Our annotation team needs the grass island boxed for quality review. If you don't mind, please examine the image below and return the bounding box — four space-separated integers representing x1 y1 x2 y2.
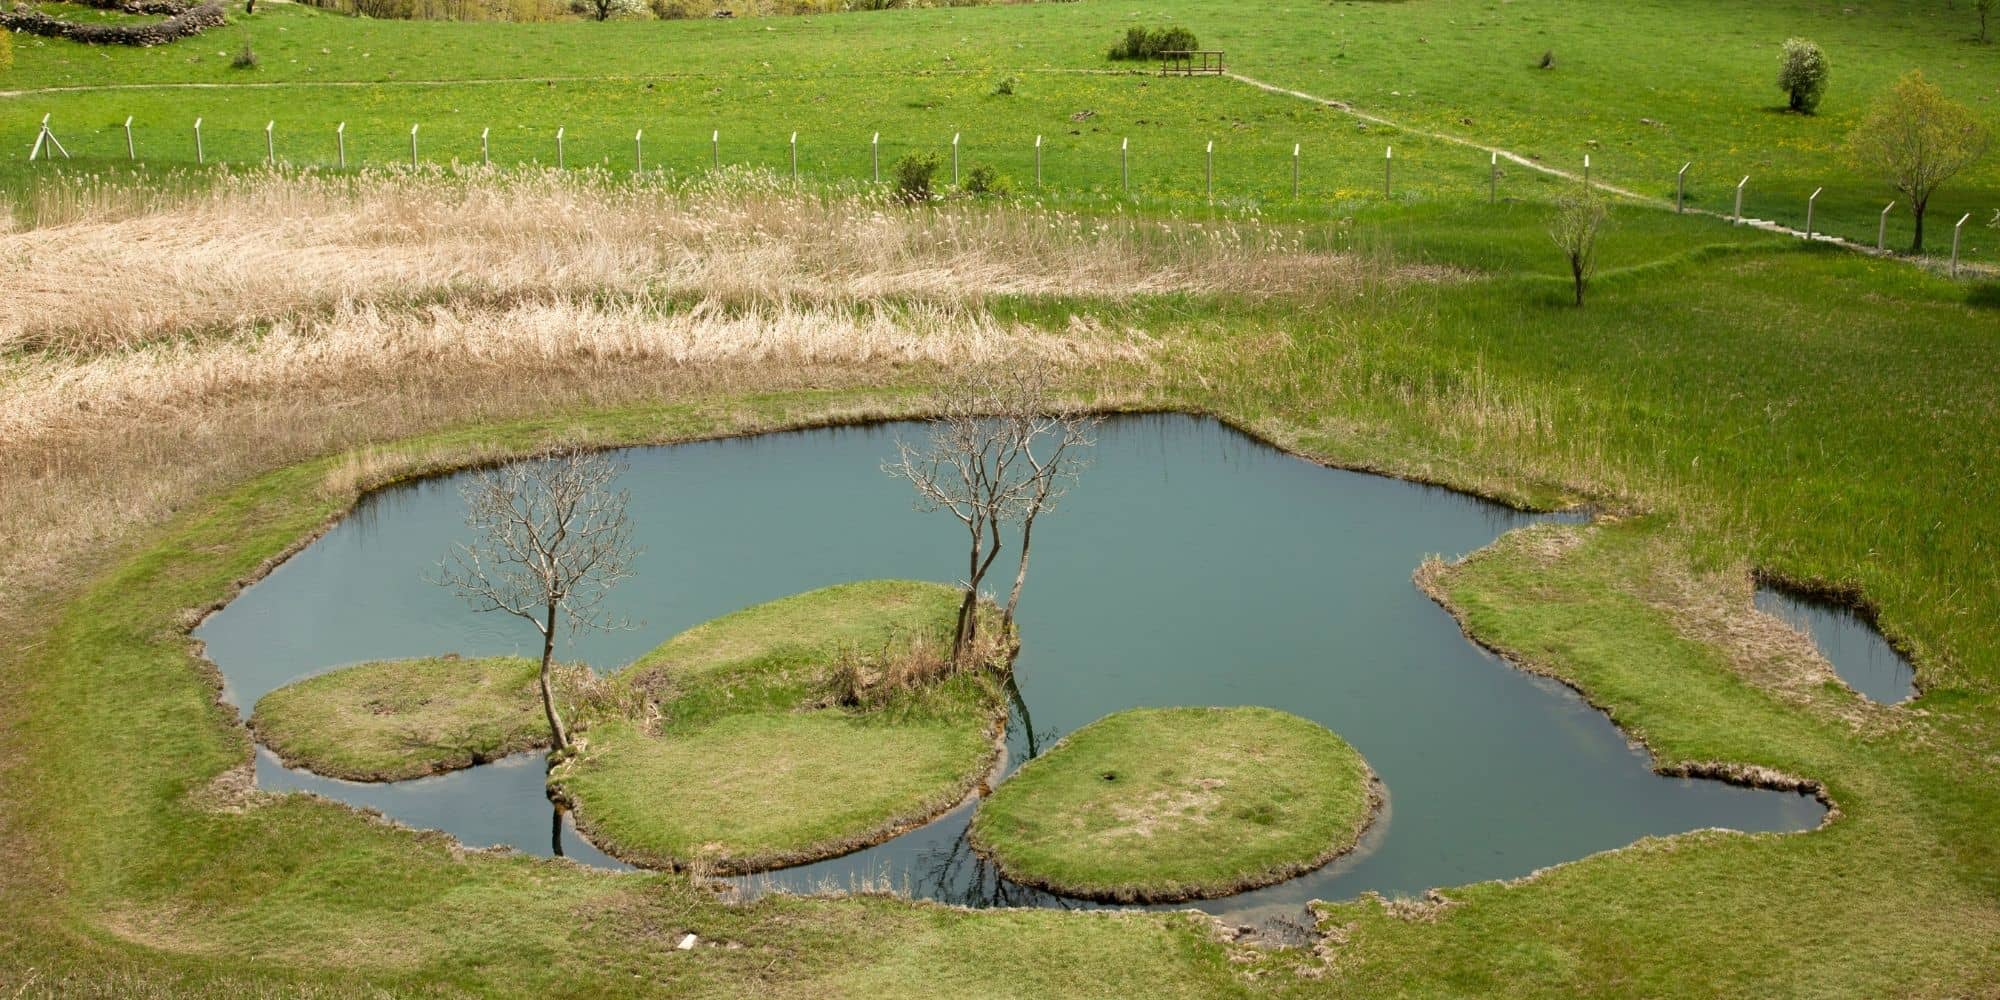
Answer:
550 580 1010 874
969 706 1380 903
248 655 557 782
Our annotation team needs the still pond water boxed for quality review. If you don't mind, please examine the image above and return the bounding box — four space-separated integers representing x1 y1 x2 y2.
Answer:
200 416 1825 922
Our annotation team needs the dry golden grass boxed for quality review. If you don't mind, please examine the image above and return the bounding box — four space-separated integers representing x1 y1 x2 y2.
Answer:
2 166 1377 355
0 167 1412 627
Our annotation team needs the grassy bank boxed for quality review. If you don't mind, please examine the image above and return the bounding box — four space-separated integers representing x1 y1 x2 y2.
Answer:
552 580 1008 874
249 655 555 781
970 706 1378 904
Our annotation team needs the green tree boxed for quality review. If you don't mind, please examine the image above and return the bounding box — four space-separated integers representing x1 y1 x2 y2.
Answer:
1548 188 1607 307
1846 71 1992 253
1777 38 1829 114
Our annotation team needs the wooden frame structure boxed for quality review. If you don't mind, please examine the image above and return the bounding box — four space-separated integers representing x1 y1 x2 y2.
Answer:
1160 50 1225 76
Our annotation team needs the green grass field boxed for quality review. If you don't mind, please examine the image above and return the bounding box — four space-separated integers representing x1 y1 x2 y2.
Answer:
6 0 1998 255
970 706 1377 903
5 0 2000 996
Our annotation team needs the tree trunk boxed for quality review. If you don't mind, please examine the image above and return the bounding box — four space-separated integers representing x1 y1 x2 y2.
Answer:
1003 514 1036 630
540 602 570 751
955 590 981 662
1572 256 1586 307
953 525 982 662
1911 199 1928 255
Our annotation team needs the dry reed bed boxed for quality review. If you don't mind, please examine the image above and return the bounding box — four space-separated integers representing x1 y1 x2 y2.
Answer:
0 297 1150 444
2 166 1376 354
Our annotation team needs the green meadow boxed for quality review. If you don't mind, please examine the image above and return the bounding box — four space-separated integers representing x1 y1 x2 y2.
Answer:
4 0 2000 996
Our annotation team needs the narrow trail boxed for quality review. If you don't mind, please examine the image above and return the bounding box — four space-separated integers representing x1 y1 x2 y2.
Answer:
1226 71 1984 274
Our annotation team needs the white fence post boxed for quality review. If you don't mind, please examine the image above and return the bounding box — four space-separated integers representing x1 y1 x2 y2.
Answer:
1582 153 1590 189
1384 145 1392 198
1121 137 1130 194
336 122 346 169
481 127 490 167
194 118 204 165
1205 140 1213 204
556 127 565 169
265 121 275 165
1877 202 1895 252
1489 151 1498 204
125 116 136 160
712 129 719 169
790 131 798 183
1806 187 1822 240
1034 134 1042 187
409 123 419 168
1952 213 1972 276
1293 143 1301 198
1676 162 1690 214
635 129 644 172
1733 175 1748 223
952 132 961 186
28 113 69 162
871 132 879 183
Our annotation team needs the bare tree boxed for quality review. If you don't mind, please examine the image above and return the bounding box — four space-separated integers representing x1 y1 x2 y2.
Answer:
435 448 638 752
1847 70 1992 254
886 364 1096 665
1548 187 1607 307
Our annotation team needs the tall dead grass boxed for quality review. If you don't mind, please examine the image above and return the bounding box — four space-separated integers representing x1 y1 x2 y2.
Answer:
3 165 1379 355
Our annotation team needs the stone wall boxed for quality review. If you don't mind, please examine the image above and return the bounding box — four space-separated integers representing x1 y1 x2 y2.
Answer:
0 0 227 46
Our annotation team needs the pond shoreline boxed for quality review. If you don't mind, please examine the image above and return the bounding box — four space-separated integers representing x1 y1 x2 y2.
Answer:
180 404 1830 915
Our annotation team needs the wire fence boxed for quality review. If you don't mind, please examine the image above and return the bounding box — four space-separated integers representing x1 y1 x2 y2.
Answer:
17 112 1992 271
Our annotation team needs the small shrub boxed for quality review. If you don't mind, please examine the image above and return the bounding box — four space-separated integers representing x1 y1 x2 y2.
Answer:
1108 25 1199 60
230 41 259 70
993 75 1018 96
892 151 941 204
962 163 1010 197
819 632 955 709
1778 38 1829 114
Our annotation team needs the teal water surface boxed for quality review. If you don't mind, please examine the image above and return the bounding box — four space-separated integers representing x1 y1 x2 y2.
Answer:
1754 586 1917 705
199 415 1824 922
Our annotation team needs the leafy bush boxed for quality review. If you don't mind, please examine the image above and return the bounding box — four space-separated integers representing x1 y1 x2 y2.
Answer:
1108 24 1198 60
993 75 1018 96
892 152 941 204
962 164 1010 197
230 40 259 69
1778 38 1829 114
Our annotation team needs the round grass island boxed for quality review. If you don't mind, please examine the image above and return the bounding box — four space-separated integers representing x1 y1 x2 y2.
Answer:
969 706 1380 903
550 580 1010 874
249 655 556 782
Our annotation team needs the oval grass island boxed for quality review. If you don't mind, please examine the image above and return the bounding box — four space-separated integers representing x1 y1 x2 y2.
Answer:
249 655 559 782
968 706 1381 903
551 580 1011 875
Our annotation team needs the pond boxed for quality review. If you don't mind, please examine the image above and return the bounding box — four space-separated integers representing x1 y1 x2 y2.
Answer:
1754 586 1917 705
197 415 1825 923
